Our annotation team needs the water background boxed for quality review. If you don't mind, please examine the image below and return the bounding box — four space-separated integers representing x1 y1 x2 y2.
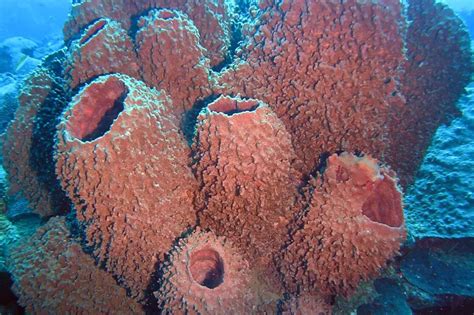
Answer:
0 1 473 44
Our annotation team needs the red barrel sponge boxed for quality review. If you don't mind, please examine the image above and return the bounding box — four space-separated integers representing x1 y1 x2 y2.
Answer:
193 95 301 285
157 229 280 314
55 74 198 299
281 153 406 297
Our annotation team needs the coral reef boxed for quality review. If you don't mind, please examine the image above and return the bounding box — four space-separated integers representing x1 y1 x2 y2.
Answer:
1 0 472 313
357 279 411 315
0 73 19 133
0 213 19 272
0 35 65 136
0 37 37 73
405 84 474 239
7 216 143 314
279 294 332 315
280 154 405 297
0 165 6 210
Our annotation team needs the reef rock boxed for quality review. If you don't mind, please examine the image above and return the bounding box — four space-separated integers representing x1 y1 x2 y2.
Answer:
357 279 412 315
401 238 474 298
405 84 474 239
0 37 37 73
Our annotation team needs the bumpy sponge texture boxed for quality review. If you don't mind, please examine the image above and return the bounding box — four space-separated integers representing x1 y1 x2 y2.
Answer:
55 74 197 299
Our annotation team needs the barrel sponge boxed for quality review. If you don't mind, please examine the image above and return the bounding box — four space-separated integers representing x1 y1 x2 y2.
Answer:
193 95 301 278
2 53 70 218
216 0 406 178
55 74 198 299
280 153 406 296
65 18 139 89
156 229 280 314
387 0 474 187
135 9 211 114
8 217 143 314
64 0 233 67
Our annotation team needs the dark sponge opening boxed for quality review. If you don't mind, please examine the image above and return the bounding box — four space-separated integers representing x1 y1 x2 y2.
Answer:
189 247 225 289
66 77 128 142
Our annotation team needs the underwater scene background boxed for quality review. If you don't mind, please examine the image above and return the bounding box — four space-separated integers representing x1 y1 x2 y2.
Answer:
0 0 473 314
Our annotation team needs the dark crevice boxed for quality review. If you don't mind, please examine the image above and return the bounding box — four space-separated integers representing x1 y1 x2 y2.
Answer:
306 151 342 181
181 94 220 145
29 50 71 217
128 8 161 43
211 4 247 72
67 208 147 313
81 90 126 142
144 227 194 314
0 272 24 314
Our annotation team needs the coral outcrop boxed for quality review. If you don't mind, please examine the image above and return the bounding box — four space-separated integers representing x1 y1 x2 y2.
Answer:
0 213 19 272
56 74 197 299
1 0 472 313
280 153 405 297
405 84 474 239
7 216 143 314
0 73 19 134
157 229 280 313
401 238 474 299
